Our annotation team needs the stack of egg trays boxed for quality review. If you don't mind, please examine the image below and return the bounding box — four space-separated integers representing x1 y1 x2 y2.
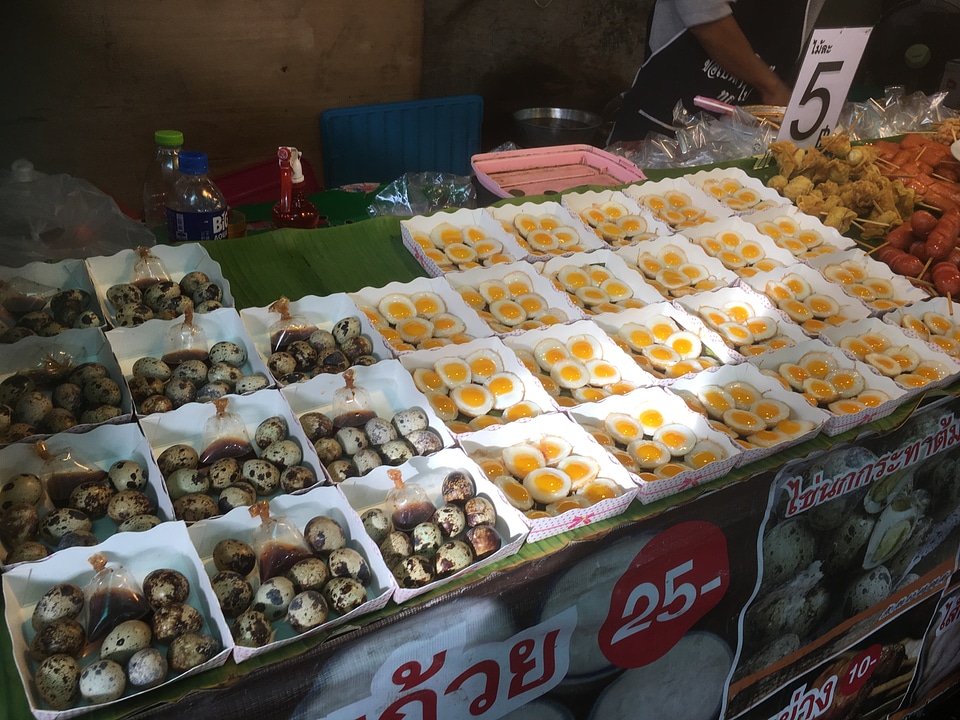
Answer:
106 307 274 418
0 422 175 568
2 521 232 717
187 486 395 662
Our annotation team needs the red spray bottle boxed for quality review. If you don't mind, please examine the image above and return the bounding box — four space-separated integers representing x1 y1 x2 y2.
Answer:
272 146 320 229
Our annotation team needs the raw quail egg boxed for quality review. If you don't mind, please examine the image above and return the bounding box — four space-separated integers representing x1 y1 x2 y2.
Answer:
523 467 572 504
551 358 590 389
434 357 473 389
126 647 168 689
450 384 496 417
627 439 672 469
323 576 368 614
253 576 297 621
79 659 126 704
168 632 222 672
287 590 330 633
32 584 85 631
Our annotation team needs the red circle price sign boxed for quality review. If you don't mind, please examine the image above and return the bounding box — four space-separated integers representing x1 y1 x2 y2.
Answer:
598 521 730 668
838 645 881 697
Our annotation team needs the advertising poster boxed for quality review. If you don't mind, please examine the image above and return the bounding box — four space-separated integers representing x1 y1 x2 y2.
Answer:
729 398 960 718
286 469 775 720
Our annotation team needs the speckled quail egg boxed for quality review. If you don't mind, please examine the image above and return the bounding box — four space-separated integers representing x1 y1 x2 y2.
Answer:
361 507 392 544
253 576 297 621
133 356 172 381
323 576 367 614
107 490 155 523
52 382 84 416
218 482 258 514
821 513 876 576
208 340 246 367
100 619 152 664
434 540 475 577
30 618 86 660
1 472 44 510
106 283 142 309
32 583 85 631
405 428 444 456
165 467 209 500
432 504 467 538
206 363 243 388
80 405 123 424
393 555 435 588
191 281 223 306
241 459 281 495
328 547 371 584
349 448 380 476
142 281 180 312
761 517 817 589
143 568 190 608
392 406 429 436
465 525 503 559
268 351 298 379
380 439 416 466
213 538 256 576
287 590 330 633
126 647 168 689
163 377 196 407
211 571 253 617
1 502 40 547
204 457 239 491
157 444 199 476
40 508 92 545
152 603 204 644
464 496 498 527
280 465 318 493
14 391 53 427
196 299 224 314
117 514 162 533
333 316 363 345
139 395 173 414
379 530 414 567
364 416 397 446
107 460 146 493
410 521 444 557
177 270 210 296
173 492 219 522
254 415 288 450
335 427 368 456
231 609 274 648
6 541 49 563
56 530 99 550
326 459 358 483
304 515 347 555
168 631 222 672
287 557 332 592
299 411 335 441
441 469 476 504
261 439 302 470
67 482 114 519
235 374 270 394
170 359 207 386
35 653 81 710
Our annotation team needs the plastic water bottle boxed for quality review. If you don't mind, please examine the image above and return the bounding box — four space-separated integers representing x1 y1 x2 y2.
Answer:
165 151 229 242
143 130 183 232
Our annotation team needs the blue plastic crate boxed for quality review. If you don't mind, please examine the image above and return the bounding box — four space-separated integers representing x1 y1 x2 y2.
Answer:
320 94 483 189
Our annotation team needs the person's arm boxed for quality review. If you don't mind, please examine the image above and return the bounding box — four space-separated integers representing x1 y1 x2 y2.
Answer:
688 15 792 105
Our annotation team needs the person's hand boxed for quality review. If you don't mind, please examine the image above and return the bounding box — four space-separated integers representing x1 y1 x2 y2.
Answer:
759 78 793 107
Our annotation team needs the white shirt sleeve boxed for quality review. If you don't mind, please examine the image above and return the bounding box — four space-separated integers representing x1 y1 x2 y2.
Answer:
648 0 734 54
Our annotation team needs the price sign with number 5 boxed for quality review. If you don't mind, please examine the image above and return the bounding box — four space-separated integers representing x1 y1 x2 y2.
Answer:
598 521 730 668
778 27 872 148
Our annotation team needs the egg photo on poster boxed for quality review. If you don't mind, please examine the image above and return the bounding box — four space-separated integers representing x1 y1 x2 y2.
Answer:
735 401 960 691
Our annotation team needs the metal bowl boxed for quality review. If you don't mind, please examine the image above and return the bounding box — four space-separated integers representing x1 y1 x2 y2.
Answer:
513 107 603 147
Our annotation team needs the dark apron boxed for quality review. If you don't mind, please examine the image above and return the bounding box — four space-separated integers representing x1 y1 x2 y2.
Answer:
609 0 809 141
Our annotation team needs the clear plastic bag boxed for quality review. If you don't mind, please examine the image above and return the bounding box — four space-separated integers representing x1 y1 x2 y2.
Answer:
366 171 477 218
385 468 436 532
332 369 375 428
0 159 157 267
83 552 151 642
249 500 313 581
835 87 959 141
161 307 209 366
267 297 316 352
132 246 171 288
0 276 58 315
198 398 255 465
35 439 108 508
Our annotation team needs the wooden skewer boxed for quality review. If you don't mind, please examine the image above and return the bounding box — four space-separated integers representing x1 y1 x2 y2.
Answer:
912 276 935 289
932 173 956 183
950 294 954 315
918 256 934 280
916 146 927 160
918 202 941 212
870 97 885 112
860 218 892 226
865 241 889 255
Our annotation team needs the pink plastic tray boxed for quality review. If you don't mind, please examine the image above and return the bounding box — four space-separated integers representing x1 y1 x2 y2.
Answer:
471 144 646 199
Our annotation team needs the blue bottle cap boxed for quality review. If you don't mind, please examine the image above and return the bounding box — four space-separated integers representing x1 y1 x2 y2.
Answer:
178 151 209 175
